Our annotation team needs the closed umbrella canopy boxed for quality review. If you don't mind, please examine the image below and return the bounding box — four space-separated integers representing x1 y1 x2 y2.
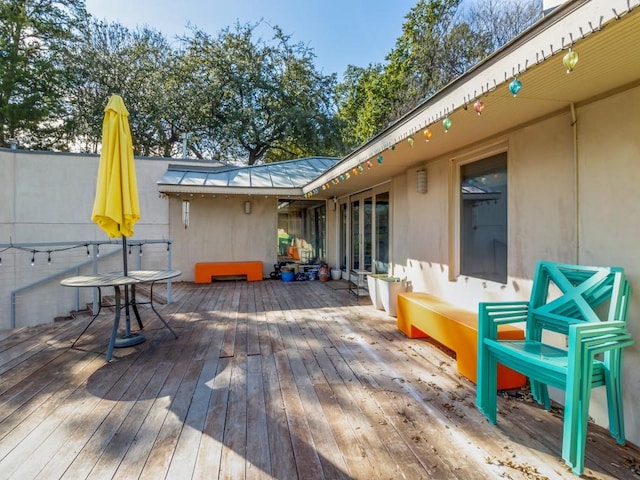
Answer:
91 94 140 238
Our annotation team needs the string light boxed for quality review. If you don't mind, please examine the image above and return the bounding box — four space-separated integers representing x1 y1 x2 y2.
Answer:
509 77 522 96
0 240 173 266
266 40 586 200
563 48 579 73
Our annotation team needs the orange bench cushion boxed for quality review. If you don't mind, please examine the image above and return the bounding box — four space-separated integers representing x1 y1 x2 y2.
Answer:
194 261 263 283
397 292 525 390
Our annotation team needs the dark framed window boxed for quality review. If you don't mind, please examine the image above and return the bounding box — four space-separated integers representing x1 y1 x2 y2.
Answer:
460 152 507 283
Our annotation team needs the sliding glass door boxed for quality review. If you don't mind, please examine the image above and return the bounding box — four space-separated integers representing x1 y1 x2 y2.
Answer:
338 185 390 274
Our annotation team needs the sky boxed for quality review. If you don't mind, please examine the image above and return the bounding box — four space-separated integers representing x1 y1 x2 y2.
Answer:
84 0 417 78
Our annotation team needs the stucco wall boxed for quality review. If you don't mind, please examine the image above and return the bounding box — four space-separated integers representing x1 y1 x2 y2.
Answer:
393 112 576 309
384 84 640 445
577 85 640 437
0 150 173 329
167 195 278 281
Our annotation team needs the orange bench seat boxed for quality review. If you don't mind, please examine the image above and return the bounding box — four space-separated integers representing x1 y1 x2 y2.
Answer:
194 261 263 283
397 292 525 390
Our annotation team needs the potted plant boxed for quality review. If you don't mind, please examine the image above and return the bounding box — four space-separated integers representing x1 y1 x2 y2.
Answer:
367 273 389 310
378 276 407 317
330 267 342 281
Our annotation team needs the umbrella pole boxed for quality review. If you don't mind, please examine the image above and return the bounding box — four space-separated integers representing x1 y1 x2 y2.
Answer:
113 235 145 348
123 235 129 276
123 236 131 336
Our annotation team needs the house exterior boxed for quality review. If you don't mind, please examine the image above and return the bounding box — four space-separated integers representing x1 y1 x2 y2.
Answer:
156 0 640 446
1 0 639 448
305 0 640 446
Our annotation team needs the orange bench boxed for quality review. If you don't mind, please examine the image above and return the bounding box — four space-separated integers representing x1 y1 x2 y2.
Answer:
194 261 263 283
397 292 525 390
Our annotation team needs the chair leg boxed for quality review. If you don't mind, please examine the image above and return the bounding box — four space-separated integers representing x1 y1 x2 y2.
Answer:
530 379 550 409
573 368 595 474
605 350 626 444
562 346 596 475
561 383 579 472
476 344 498 424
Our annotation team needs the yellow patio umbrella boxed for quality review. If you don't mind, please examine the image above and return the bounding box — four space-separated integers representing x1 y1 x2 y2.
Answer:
91 94 140 241
91 94 144 346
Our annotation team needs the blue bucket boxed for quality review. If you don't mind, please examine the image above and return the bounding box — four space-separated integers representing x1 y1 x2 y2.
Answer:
281 271 295 282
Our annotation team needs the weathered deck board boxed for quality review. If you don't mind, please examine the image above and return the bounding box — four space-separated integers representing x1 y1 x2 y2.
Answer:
1 280 639 479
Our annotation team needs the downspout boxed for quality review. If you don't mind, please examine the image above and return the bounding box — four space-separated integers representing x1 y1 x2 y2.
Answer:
571 103 579 264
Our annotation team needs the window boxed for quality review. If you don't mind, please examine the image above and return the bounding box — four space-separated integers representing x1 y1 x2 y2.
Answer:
460 152 507 283
375 192 389 273
277 199 325 264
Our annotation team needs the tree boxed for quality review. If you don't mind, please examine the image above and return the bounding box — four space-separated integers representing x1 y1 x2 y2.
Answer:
335 64 390 151
181 22 342 165
64 20 185 156
464 0 542 52
385 0 464 117
335 0 542 148
0 0 87 148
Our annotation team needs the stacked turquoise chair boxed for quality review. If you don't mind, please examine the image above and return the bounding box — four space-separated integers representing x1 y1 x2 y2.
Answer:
476 260 634 475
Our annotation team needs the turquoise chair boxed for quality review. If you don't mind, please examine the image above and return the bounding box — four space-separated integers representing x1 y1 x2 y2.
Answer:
476 261 633 475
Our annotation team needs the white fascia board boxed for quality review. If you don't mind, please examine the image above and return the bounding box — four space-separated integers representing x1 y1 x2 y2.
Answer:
158 185 304 197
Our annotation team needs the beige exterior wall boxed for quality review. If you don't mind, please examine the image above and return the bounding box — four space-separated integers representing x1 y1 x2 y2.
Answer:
359 84 640 445
388 112 577 309
167 195 278 281
0 150 173 329
578 86 640 436
0 150 171 242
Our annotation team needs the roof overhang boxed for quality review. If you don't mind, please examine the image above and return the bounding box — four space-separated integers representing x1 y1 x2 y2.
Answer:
304 0 640 199
158 157 340 198
159 184 303 197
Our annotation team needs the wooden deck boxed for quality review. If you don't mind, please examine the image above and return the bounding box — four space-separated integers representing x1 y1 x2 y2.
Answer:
1 280 639 479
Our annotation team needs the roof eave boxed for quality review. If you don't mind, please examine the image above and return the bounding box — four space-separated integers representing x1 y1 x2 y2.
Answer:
158 184 305 197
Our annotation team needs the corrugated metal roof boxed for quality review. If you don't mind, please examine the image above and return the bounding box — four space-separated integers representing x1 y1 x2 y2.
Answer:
157 157 339 194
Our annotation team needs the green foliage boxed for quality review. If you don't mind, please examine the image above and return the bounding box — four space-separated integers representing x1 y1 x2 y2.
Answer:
0 0 87 148
64 20 183 156
181 22 342 164
335 0 541 148
2 0 542 162
335 64 391 150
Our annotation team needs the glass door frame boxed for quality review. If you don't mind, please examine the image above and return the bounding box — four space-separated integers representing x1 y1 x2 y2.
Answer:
337 183 391 275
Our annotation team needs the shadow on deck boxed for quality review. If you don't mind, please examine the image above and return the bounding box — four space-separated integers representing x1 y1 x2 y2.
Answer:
1 280 639 479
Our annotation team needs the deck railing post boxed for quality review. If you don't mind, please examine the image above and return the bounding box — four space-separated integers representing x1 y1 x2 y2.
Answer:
74 266 80 312
92 244 99 315
166 242 173 303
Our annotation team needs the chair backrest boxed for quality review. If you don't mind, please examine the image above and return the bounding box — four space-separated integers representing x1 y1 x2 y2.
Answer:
526 261 630 340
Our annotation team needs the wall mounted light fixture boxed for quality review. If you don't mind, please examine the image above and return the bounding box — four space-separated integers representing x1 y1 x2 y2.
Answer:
416 168 428 194
182 200 190 229
244 200 252 214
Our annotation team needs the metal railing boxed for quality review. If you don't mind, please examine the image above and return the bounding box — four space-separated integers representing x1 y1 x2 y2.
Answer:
1 239 174 329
